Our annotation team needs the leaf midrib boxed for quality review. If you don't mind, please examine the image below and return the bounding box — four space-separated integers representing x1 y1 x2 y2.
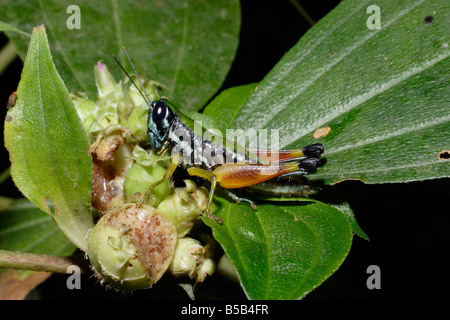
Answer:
37 0 88 93
316 159 448 177
111 0 123 65
220 204 269 299
325 113 450 156
236 0 371 127
0 217 50 237
170 0 189 94
278 0 424 130
276 206 321 300
281 51 449 148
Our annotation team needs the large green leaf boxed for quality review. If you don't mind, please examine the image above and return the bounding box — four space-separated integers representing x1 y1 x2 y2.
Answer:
203 198 352 300
4 26 93 252
203 83 258 133
0 199 75 257
0 198 76 298
231 0 449 184
0 0 240 111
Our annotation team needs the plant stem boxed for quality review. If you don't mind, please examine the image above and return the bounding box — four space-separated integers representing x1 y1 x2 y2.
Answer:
0 41 18 75
0 249 90 274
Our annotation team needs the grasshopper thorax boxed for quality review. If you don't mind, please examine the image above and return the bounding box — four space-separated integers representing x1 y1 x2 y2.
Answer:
147 98 176 150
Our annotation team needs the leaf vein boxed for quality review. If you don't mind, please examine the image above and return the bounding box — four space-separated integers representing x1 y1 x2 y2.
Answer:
316 159 449 179
21 227 60 253
252 209 271 299
325 114 450 156
282 206 321 299
170 0 189 94
37 0 87 93
282 52 449 147
111 0 123 64
0 217 51 238
239 0 371 124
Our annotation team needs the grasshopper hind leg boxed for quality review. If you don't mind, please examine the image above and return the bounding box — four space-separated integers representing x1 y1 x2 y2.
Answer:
297 157 321 174
302 143 324 159
243 173 320 198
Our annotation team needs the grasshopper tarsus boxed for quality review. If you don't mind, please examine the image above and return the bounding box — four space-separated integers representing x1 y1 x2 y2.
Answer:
226 190 257 210
203 210 223 224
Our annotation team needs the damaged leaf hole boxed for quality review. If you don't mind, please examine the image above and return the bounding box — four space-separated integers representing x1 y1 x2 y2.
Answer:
424 15 433 24
438 150 450 161
44 198 57 215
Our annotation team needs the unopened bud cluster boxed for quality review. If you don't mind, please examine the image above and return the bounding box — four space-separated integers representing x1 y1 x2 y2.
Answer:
74 62 215 292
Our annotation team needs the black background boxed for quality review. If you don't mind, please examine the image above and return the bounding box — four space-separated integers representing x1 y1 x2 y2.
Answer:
0 0 449 300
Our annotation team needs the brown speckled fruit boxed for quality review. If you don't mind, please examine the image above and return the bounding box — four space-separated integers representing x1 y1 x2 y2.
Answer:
87 203 177 290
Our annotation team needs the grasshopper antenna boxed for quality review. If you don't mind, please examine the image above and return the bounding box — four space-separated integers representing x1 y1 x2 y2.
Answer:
111 47 153 108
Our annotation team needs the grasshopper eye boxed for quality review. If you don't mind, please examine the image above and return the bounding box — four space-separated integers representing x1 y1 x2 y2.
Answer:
152 100 168 123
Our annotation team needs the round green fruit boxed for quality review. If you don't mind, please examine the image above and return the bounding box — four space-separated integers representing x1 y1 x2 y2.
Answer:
87 203 177 290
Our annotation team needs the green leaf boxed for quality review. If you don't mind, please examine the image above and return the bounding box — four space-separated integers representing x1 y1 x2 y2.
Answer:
231 0 450 184
203 198 353 300
256 189 369 241
0 0 240 111
0 199 75 257
203 83 258 133
4 25 93 252
324 190 369 241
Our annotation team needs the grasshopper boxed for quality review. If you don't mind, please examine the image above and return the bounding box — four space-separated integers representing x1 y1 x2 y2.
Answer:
113 48 324 218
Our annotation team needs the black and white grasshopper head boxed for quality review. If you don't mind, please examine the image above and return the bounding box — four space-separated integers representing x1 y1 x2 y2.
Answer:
147 98 176 150
112 48 178 151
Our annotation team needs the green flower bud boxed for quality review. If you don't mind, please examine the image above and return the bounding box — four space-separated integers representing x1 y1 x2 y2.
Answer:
168 237 216 284
71 87 120 138
70 91 104 135
117 84 136 123
127 78 164 106
97 82 131 127
196 258 215 283
128 145 170 166
217 254 239 283
157 180 208 237
94 62 136 130
87 203 177 291
169 237 205 278
73 62 165 145
94 61 117 99
126 104 149 142
123 148 171 206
